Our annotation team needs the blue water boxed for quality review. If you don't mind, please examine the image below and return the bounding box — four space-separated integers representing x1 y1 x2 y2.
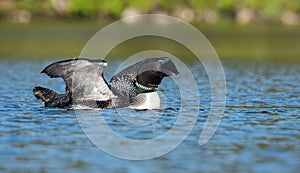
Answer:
0 59 299 173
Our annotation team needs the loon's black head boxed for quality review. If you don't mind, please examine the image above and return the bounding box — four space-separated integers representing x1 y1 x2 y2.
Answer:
136 57 179 92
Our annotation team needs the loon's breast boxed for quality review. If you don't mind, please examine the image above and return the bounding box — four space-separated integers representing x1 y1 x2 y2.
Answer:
127 92 160 110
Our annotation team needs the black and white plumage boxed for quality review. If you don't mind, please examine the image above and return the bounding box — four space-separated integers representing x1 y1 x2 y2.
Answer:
33 57 179 109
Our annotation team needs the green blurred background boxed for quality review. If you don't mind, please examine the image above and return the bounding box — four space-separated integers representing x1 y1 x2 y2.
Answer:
0 0 300 61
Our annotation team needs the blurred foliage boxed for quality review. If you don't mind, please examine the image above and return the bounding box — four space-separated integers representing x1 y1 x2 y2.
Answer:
97 0 125 16
70 0 96 16
19 0 33 10
1 0 300 24
190 0 215 10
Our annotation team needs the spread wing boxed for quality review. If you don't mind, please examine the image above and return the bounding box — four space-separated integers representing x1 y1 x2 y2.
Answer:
41 58 115 101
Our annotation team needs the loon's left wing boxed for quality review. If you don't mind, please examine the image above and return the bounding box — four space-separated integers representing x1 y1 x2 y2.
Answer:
41 58 115 101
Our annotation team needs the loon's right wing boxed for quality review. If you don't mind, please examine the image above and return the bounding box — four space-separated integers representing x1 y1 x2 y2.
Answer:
41 58 115 101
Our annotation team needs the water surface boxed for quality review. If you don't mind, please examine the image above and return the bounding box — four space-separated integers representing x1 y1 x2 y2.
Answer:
0 59 299 173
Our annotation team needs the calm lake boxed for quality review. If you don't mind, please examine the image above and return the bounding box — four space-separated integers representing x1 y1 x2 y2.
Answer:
0 59 299 173
0 21 299 173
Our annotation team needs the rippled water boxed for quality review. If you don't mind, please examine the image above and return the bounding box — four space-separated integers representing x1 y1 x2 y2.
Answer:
0 59 299 173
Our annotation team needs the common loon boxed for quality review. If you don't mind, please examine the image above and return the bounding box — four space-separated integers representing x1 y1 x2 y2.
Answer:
33 57 179 109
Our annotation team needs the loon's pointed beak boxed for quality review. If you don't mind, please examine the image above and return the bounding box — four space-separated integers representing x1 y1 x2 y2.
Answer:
160 58 179 76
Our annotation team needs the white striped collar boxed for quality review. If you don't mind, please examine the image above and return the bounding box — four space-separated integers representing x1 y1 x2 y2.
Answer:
135 82 157 91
